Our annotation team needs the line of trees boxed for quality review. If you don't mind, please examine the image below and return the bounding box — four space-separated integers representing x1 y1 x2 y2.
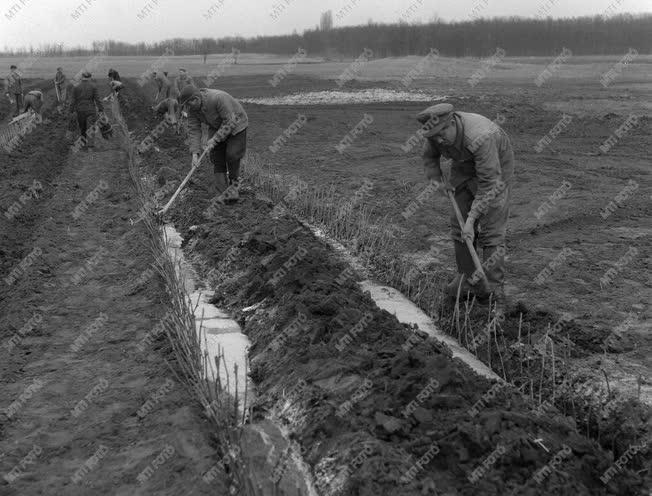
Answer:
2 14 650 58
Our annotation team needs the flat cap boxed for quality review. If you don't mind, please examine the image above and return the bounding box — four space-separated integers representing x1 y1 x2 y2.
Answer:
81 70 92 79
416 102 454 137
178 84 201 105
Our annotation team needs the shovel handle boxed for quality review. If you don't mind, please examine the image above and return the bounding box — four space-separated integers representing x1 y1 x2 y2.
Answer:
447 190 489 288
157 132 221 215
157 150 208 215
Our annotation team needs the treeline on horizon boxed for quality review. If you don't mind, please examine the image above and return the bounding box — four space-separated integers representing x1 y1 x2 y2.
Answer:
2 14 650 58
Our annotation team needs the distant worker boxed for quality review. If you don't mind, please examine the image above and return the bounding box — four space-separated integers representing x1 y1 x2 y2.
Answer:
152 97 180 133
103 80 125 102
22 90 43 116
417 103 514 315
54 67 67 103
178 85 248 203
152 71 171 103
70 71 104 150
108 68 121 82
109 80 124 94
174 68 194 95
4 65 23 117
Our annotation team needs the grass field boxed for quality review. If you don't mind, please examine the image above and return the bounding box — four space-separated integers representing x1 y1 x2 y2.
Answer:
2 53 652 86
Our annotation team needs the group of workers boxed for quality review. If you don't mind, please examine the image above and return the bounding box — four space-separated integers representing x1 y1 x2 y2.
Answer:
4 65 44 118
3 65 125 120
3 63 513 314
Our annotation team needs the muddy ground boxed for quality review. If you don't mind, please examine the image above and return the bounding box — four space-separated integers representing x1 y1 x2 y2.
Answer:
1 64 649 496
130 68 650 401
0 83 227 494
123 71 650 496
232 73 651 408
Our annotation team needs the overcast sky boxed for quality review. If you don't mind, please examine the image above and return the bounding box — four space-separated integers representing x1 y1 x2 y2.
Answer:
1 0 650 49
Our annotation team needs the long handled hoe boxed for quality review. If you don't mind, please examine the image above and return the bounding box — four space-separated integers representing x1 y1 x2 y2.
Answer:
157 132 220 216
447 189 490 290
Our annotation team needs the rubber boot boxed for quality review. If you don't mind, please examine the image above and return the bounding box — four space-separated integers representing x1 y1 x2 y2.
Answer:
483 245 507 316
445 273 474 299
445 240 478 300
213 172 229 201
224 163 241 204
86 128 95 150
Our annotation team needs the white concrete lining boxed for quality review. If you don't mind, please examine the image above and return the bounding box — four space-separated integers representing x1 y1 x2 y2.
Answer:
162 225 252 403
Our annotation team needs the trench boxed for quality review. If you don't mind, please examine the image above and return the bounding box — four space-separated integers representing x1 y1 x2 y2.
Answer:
302 221 501 382
161 223 318 496
161 217 506 495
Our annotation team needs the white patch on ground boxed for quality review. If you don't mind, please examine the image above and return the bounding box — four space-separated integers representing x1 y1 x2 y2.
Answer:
571 355 652 407
607 226 652 239
299 219 501 381
241 89 447 106
162 224 252 407
360 282 502 381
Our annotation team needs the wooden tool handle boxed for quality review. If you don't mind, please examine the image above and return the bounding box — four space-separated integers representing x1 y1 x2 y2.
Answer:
157 132 220 215
447 190 489 288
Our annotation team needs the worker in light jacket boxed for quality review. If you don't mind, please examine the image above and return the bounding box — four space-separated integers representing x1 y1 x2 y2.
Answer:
178 85 248 203
417 103 515 315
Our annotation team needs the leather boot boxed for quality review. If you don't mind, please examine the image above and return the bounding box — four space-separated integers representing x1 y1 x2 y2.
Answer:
445 273 475 299
454 240 476 279
445 240 477 301
483 245 507 315
223 161 240 203
213 172 229 200
224 177 240 203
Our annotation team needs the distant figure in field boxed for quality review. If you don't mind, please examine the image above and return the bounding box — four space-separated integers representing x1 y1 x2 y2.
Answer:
54 67 67 103
64 80 75 108
174 68 194 96
108 68 121 82
70 71 104 150
152 97 180 133
23 90 43 116
152 71 171 103
103 80 125 103
4 65 23 117
109 80 124 94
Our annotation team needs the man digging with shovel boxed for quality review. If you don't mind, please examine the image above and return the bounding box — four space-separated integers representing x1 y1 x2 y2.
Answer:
54 67 67 104
178 84 248 204
417 103 514 315
4 65 23 117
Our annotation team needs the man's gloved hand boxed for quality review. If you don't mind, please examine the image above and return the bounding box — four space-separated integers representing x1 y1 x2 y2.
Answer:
191 153 200 167
462 214 476 242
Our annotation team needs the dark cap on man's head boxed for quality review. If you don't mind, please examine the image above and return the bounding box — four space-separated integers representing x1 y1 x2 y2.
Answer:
10 65 17 69
416 103 455 137
178 84 201 106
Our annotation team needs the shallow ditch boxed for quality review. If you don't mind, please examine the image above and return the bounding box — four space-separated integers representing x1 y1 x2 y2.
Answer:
121 78 650 495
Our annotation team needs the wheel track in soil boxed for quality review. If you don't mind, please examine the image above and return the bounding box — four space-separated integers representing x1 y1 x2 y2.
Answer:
0 93 225 495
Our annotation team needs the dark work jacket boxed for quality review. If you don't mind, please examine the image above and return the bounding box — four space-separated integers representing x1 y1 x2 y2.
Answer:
70 80 103 114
